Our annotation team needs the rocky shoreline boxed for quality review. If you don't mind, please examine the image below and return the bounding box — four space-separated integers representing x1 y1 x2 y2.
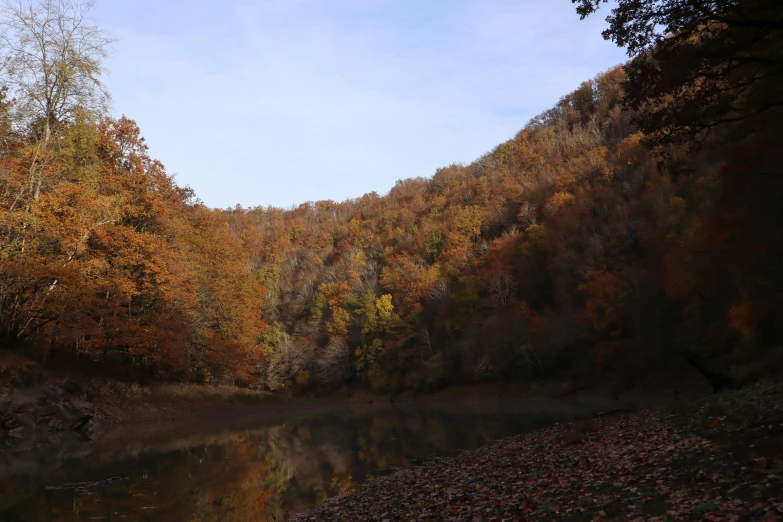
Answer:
0 387 96 477
0 387 95 449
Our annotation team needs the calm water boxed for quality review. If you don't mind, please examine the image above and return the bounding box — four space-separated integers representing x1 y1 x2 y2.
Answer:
0 397 619 521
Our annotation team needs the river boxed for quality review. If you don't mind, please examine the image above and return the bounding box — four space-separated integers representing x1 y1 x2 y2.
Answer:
0 395 625 521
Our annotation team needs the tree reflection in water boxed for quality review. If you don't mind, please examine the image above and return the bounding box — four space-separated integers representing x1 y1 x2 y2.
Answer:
0 399 598 521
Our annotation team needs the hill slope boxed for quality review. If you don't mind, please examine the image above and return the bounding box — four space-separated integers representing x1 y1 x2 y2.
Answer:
2 69 781 393
225 67 783 393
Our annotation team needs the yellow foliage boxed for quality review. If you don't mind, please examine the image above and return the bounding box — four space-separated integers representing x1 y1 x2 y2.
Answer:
355 338 384 381
455 205 484 241
525 224 547 246
295 370 310 385
349 249 367 269
375 294 394 320
319 280 353 309
327 308 351 337
471 357 495 380
546 191 575 214
668 197 687 228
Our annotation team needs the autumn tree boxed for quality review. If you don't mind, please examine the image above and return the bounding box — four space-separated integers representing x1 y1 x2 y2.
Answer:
574 0 783 146
1 0 113 226
1 31 775 394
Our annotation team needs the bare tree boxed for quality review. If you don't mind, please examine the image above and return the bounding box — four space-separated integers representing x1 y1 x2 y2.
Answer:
316 337 351 382
417 327 434 362
1 0 113 204
483 274 515 306
426 278 450 303
1 0 113 135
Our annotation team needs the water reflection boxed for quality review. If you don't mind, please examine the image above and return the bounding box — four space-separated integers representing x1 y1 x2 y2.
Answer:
0 397 617 521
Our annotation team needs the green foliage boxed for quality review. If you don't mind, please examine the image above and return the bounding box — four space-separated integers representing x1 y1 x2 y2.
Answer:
423 352 445 389
258 264 281 293
426 228 444 260
355 338 385 382
471 357 495 381
358 290 378 335
691 502 717 516
261 321 286 348
447 276 479 335
494 141 516 163
343 292 361 311
310 291 326 321
60 115 101 186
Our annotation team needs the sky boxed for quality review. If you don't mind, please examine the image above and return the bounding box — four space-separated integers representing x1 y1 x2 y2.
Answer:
93 0 626 210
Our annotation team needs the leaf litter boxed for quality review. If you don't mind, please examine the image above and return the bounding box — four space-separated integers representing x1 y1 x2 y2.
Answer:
295 381 783 521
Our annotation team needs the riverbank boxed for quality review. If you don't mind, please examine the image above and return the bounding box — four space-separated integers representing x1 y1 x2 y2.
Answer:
88 379 278 428
0 347 725 432
296 380 783 521
0 394 681 521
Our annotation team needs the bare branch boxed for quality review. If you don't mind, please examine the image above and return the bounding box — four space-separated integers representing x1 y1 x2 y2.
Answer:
0 0 115 138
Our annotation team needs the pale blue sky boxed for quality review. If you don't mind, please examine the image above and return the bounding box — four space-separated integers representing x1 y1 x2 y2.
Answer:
93 0 625 209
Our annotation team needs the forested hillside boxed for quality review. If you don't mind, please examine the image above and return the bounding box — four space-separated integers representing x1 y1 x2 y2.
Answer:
2 0 781 393
226 66 782 392
0 112 265 382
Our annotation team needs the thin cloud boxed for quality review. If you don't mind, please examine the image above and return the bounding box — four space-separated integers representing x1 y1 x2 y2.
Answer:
95 0 625 209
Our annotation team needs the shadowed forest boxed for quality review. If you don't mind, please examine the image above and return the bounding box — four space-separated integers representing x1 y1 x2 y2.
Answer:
1 0 781 396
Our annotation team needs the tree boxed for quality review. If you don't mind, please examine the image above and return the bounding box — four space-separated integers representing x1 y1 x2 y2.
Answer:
573 0 783 147
0 0 113 144
316 336 351 382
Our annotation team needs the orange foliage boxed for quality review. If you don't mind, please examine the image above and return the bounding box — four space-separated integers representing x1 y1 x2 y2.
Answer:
4 62 781 390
